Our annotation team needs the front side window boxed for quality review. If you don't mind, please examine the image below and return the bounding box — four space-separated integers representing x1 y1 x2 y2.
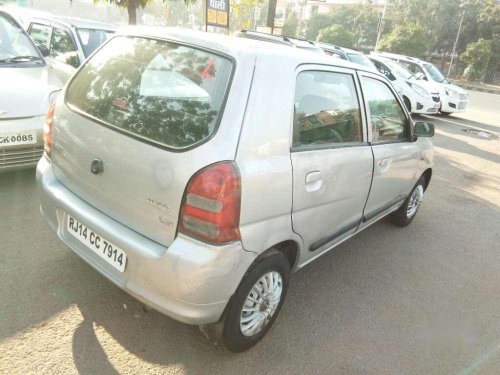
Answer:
28 23 52 49
293 70 363 148
372 60 396 81
67 36 233 149
77 28 114 57
50 27 80 68
360 76 408 143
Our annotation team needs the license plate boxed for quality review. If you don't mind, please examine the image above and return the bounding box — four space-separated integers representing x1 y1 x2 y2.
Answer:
0 131 37 146
66 214 127 272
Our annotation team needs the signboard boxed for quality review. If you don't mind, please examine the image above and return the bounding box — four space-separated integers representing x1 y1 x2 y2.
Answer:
206 0 229 29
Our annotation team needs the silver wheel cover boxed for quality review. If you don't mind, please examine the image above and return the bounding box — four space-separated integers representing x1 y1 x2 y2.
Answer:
239 271 283 337
407 184 424 218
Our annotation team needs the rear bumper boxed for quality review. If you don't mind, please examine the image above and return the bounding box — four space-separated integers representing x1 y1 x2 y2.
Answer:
37 157 256 325
0 116 44 172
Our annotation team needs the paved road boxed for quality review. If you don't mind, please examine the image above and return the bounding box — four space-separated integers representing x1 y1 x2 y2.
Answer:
1 91 499 374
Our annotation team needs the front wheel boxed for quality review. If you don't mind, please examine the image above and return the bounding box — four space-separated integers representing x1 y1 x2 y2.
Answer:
222 251 290 352
390 177 425 227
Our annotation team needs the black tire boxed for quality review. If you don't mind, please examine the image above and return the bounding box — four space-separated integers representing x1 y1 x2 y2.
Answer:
403 97 411 112
222 250 290 353
390 177 425 227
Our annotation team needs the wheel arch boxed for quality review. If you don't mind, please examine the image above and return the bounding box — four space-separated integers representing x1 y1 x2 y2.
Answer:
421 168 432 191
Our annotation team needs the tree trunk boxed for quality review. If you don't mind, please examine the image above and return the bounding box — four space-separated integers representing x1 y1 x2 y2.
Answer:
128 0 137 25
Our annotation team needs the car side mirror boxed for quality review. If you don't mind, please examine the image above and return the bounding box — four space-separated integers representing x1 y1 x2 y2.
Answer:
414 121 434 137
38 45 49 57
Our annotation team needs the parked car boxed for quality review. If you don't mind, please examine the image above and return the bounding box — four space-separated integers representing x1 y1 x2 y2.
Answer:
0 10 60 172
235 30 325 54
376 52 468 115
26 16 116 84
369 54 441 114
315 42 377 70
37 27 435 352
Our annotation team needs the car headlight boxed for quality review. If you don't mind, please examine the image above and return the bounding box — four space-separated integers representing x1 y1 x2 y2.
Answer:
409 83 430 99
445 89 460 99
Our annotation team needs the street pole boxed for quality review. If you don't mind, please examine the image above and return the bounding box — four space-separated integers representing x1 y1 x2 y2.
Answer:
447 9 465 78
374 0 388 51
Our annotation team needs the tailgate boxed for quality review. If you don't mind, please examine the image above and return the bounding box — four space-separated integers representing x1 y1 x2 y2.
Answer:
50 35 245 247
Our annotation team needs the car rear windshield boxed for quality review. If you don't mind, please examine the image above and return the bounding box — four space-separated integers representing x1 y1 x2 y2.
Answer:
66 36 233 149
77 28 114 57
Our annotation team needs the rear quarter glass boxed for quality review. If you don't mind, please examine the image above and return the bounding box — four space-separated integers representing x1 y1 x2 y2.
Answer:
65 36 233 150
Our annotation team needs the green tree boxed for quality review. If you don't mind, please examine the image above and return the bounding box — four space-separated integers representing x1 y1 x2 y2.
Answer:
96 0 152 25
317 24 355 48
282 8 299 37
98 0 195 25
460 38 492 81
378 22 428 57
304 13 333 40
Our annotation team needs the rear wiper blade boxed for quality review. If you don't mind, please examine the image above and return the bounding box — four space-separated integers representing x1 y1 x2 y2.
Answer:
0 55 42 63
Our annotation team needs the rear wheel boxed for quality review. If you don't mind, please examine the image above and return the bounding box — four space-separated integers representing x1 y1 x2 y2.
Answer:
390 177 425 227
222 251 290 352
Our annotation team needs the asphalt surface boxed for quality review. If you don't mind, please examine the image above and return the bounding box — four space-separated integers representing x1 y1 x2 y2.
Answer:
1 91 499 374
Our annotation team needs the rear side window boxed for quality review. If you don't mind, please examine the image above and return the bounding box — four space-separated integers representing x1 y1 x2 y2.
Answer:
67 36 233 149
293 70 363 148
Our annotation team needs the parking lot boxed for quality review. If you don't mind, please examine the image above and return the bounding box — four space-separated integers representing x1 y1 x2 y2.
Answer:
0 90 499 374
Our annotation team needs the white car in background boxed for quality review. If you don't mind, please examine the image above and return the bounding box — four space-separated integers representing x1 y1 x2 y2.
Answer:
376 51 468 116
369 54 441 114
27 16 116 84
0 10 61 172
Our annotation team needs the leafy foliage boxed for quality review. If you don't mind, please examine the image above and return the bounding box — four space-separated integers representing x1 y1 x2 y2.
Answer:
317 25 355 48
460 38 492 81
305 4 378 47
378 22 428 58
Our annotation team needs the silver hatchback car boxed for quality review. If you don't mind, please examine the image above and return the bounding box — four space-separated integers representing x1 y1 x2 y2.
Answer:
37 27 434 352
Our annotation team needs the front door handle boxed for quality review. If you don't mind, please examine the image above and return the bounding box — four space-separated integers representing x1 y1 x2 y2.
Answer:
305 171 323 192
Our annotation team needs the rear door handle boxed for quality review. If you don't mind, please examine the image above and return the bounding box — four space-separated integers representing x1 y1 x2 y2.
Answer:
378 158 392 173
305 171 322 192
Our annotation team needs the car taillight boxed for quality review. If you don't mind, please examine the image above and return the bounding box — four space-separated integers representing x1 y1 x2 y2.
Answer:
43 103 55 158
178 162 241 244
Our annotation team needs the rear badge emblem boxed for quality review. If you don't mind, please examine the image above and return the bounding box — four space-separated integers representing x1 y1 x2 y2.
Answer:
91 159 104 175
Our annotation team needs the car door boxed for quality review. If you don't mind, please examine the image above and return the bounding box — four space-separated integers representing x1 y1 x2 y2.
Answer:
358 72 420 226
47 26 80 83
291 66 373 262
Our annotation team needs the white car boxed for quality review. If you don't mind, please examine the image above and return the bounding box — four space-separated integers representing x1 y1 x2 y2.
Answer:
27 16 116 84
376 52 468 115
369 54 441 114
0 10 60 172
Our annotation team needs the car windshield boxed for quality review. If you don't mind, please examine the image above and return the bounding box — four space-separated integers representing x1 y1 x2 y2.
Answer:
0 12 41 63
423 62 449 83
386 61 413 80
77 28 114 57
347 53 374 68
